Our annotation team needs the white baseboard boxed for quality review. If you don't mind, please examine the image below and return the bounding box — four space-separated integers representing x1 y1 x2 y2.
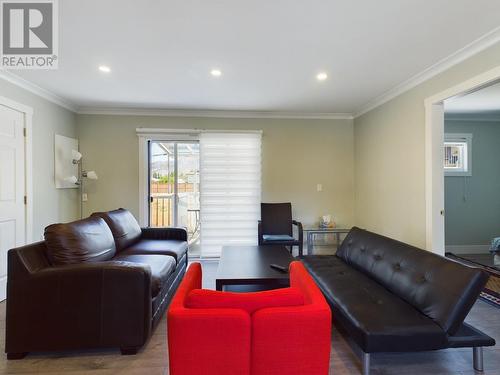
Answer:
445 244 491 254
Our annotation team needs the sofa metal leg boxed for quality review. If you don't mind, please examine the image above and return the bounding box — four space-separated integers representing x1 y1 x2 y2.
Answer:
473 347 484 372
120 346 140 355
7 352 28 360
362 352 370 375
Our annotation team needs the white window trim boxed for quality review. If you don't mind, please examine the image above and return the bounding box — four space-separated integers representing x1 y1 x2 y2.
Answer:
444 133 472 177
136 128 262 227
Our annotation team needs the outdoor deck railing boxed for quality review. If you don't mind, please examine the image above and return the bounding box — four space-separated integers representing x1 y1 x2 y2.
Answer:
150 195 174 227
150 195 199 242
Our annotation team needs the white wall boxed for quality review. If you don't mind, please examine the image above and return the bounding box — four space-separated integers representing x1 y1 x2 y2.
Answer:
5 40 500 249
354 41 500 249
0 79 78 241
76 115 355 229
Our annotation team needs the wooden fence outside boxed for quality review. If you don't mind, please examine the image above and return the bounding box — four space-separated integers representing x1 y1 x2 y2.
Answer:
150 182 196 194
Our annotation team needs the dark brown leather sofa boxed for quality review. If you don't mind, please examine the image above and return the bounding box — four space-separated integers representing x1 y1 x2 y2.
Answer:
5 208 187 359
302 227 495 375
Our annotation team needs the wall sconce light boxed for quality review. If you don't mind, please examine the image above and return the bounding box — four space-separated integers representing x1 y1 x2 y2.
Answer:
82 170 98 180
64 175 80 185
72 150 82 164
65 150 98 218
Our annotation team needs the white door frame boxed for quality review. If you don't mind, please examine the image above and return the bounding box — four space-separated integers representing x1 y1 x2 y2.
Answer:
0 96 33 244
424 66 500 254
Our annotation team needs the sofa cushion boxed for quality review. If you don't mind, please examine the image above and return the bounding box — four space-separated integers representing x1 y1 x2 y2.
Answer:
119 239 188 263
114 254 176 297
185 287 304 315
336 227 489 335
44 217 116 265
91 208 142 252
302 256 447 352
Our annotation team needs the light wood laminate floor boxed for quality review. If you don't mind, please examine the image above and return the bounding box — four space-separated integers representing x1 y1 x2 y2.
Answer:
0 260 499 375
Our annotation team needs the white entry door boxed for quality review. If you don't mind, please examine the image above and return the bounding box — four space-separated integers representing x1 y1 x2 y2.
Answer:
0 104 25 301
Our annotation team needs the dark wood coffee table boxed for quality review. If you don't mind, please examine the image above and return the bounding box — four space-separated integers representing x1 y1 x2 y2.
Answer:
215 245 294 291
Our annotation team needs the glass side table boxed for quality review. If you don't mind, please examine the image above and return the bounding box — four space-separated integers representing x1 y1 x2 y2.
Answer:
303 227 351 255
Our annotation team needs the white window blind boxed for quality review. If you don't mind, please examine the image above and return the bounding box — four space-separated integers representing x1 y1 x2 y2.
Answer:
200 132 262 257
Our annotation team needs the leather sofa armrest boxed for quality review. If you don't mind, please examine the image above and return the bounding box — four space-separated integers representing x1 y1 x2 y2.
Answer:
141 227 188 241
6 261 153 354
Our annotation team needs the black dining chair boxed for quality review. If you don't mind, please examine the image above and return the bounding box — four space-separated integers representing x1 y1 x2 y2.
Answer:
258 203 303 257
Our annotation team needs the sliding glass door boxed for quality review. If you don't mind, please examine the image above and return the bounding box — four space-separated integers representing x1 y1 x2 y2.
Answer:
149 141 200 255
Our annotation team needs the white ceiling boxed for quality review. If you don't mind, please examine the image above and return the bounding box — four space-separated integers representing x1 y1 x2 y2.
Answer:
9 0 500 114
445 81 500 114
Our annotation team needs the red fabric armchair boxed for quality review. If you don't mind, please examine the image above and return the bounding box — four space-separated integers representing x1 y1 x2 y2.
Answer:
167 261 331 375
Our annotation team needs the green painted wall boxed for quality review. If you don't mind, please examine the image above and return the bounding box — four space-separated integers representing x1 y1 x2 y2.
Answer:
76 115 355 228
444 118 500 246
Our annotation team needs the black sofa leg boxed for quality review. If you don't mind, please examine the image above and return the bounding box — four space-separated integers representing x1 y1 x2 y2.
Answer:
120 346 140 355
7 352 28 360
362 352 370 375
473 347 484 372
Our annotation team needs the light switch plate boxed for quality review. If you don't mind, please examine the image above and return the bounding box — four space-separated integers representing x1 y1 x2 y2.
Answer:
317 184 322 192
82 193 88 202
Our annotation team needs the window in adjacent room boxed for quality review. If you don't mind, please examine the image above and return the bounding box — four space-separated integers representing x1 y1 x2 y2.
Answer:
444 133 472 176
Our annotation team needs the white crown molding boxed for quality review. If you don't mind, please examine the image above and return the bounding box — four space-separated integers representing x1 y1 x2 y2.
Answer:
76 106 354 120
354 26 500 119
0 70 78 112
0 69 353 119
444 114 500 122
2 25 500 120
0 70 353 119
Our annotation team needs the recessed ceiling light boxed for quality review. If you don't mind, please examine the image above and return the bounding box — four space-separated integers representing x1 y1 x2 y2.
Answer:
98 65 111 73
211 69 222 77
316 72 328 81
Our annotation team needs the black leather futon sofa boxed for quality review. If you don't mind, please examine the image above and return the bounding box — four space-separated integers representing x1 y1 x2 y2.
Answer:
302 227 495 375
